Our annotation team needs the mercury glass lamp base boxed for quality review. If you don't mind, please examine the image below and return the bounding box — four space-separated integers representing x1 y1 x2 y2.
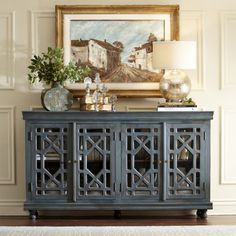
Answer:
160 70 191 102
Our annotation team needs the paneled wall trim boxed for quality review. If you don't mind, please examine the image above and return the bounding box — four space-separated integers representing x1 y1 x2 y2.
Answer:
30 10 55 55
0 106 15 184
220 107 236 185
30 10 55 90
221 11 236 89
0 12 15 89
180 11 205 90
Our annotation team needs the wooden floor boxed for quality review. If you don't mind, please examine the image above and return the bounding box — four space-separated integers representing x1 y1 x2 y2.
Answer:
0 215 235 226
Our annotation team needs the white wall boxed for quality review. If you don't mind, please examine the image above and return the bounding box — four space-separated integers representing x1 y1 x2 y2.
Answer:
1 0 236 215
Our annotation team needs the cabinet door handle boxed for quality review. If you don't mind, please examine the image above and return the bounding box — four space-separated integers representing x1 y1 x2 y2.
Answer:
28 183 33 192
28 131 33 141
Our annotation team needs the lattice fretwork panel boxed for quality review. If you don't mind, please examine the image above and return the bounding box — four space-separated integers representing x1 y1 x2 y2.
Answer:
77 127 114 197
167 125 205 199
122 126 161 198
33 126 68 199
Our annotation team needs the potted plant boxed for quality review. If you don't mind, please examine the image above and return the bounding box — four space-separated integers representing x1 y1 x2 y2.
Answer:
28 47 91 111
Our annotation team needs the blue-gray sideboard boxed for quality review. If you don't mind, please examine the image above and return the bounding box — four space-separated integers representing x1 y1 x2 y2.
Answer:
22 111 213 219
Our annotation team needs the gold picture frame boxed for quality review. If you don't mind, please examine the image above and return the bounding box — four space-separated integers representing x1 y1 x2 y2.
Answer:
56 5 179 98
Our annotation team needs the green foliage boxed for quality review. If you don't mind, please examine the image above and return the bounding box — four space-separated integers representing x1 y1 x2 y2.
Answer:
28 47 91 85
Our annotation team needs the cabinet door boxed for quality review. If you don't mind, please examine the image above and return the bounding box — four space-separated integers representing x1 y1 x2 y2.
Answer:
76 124 116 199
165 124 207 200
121 124 161 199
30 124 71 200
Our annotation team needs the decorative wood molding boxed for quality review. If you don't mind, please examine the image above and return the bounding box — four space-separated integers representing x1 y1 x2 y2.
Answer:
220 11 236 89
30 10 55 55
210 200 236 215
0 200 25 215
220 107 236 184
29 105 43 111
30 11 55 90
0 199 24 205
0 12 15 89
0 106 15 184
180 11 205 91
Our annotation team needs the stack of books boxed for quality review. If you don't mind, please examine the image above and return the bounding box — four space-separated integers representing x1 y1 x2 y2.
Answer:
157 106 201 111
157 102 201 111
80 95 112 111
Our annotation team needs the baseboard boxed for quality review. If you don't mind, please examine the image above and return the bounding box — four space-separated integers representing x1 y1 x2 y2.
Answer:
0 200 236 216
0 200 27 216
209 200 236 215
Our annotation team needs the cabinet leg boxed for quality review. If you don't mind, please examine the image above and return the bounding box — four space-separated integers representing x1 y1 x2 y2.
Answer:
114 210 121 219
29 210 38 220
196 209 207 219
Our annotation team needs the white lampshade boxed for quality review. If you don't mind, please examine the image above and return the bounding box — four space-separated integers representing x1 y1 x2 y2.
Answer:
152 41 196 70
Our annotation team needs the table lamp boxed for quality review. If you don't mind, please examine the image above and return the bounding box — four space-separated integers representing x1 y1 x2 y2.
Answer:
152 41 196 104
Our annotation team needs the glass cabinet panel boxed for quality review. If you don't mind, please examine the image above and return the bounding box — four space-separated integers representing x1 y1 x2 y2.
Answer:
76 125 115 198
166 125 206 199
32 125 69 199
121 125 161 199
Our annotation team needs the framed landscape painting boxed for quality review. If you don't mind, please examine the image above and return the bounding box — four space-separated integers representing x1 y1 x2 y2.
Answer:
56 5 179 97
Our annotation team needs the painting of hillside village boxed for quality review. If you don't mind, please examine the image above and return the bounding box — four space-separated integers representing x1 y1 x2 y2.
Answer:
70 20 165 83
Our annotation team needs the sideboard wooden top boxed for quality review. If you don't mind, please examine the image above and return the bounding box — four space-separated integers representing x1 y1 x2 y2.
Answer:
22 111 214 121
